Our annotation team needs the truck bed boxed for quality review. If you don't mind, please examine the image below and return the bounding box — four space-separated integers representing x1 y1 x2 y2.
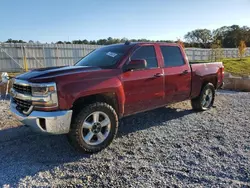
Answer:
189 61 224 98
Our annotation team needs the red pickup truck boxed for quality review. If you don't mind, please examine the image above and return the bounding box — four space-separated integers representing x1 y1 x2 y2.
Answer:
10 42 224 153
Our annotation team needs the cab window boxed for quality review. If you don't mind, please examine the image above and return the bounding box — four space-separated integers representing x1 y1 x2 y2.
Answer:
131 46 158 68
160 46 185 67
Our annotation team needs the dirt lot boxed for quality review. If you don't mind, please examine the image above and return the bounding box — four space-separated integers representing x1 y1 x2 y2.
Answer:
0 90 249 187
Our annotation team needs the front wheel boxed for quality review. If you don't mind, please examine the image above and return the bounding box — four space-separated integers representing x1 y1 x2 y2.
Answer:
191 83 215 111
68 102 118 153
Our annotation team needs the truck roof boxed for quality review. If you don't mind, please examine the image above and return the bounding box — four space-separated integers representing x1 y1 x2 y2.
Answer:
130 42 178 45
106 41 179 47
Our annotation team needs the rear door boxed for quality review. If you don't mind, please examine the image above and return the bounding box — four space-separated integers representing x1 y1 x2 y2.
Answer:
121 44 165 116
159 45 191 103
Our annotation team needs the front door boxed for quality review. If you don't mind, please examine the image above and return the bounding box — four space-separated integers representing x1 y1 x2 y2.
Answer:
121 45 165 116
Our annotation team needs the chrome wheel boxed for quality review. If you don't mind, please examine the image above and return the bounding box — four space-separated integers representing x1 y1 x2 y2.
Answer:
202 88 213 108
82 111 111 146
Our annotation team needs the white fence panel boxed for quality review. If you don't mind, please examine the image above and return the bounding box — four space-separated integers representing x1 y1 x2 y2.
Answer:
0 43 249 72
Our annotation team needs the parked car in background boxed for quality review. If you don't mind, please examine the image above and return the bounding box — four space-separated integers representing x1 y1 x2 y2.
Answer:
9 42 224 153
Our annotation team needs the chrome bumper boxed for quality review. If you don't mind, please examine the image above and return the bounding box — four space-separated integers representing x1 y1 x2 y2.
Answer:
10 102 72 134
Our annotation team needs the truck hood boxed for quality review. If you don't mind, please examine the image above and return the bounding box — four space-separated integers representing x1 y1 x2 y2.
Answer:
16 66 101 81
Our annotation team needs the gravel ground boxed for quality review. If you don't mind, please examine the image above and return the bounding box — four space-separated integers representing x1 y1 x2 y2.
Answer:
0 90 249 187
0 101 21 130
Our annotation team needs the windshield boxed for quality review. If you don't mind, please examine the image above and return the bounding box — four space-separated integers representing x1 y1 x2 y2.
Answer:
75 44 133 68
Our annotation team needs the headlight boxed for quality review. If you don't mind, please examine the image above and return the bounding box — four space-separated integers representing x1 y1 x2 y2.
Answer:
32 84 56 96
31 82 58 109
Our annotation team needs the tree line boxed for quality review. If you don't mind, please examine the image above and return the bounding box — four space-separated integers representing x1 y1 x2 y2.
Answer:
184 25 250 48
3 25 250 48
3 37 174 46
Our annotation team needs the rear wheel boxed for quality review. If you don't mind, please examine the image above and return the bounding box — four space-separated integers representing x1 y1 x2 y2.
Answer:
191 83 215 111
68 102 118 153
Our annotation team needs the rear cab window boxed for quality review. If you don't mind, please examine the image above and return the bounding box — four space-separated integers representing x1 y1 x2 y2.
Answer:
160 46 185 67
131 46 158 69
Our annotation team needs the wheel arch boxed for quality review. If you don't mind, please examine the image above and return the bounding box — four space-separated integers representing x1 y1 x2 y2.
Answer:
200 79 216 93
71 92 121 118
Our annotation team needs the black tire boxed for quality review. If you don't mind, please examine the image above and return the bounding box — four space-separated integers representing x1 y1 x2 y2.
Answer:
191 83 215 111
68 102 118 153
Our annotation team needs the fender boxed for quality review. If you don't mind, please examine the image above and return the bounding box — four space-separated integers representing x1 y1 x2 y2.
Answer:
56 69 125 115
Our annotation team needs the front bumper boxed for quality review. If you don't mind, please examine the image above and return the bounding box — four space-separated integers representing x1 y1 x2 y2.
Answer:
10 102 72 134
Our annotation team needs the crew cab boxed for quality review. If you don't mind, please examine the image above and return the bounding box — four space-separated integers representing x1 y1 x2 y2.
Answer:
10 42 224 153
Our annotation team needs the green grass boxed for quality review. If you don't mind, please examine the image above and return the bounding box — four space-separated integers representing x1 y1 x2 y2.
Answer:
191 57 250 77
222 57 250 77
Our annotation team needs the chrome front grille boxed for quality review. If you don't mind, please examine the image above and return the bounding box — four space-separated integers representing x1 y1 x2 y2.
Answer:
13 84 32 95
13 98 32 114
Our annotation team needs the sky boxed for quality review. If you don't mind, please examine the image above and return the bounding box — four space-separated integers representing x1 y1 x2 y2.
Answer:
1 0 250 43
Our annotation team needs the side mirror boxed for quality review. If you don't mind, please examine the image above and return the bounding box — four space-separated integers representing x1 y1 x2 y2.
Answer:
124 59 147 72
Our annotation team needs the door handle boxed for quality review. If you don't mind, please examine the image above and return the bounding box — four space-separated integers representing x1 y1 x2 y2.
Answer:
180 70 188 75
154 73 164 77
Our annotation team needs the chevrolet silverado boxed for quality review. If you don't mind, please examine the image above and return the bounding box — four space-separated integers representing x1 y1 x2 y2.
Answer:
10 42 224 153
